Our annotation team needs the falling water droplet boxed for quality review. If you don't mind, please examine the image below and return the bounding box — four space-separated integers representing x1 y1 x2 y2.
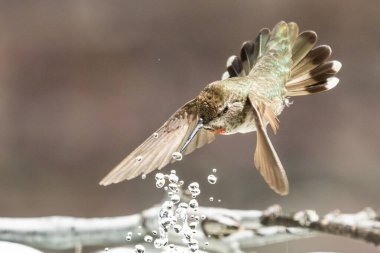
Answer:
144 235 153 242
189 199 198 209
153 238 164 248
104 248 109 252
173 224 182 233
188 182 200 197
189 221 198 229
171 194 180 203
168 183 178 192
153 132 159 138
136 156 143 162
141 174 146 180
207 174 217 184
209 197 214 202
155 173 166 188
169 173 179 183
152 230 157 235
201 214 207 220
218 199 221 202
205 241 209 246
172 152 183 161
134 244 145 253
188 238 199 252
156 179 165 188
212 168 217 173
155 173 164 180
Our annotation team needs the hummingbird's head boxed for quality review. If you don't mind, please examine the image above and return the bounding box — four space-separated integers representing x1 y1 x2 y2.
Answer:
180 80 247 153
197 81 247 134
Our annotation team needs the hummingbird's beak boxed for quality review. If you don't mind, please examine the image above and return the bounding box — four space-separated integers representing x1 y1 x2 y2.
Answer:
180 118 203 153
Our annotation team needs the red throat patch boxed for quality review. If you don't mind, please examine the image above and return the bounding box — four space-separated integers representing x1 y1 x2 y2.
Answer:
213 128 226 134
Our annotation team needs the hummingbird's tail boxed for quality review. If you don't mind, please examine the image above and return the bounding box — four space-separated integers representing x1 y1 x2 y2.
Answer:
285 33 342 96
221 21 342 96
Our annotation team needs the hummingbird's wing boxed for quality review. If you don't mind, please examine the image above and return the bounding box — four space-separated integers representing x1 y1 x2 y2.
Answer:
250 99 289 195
99 99 215 186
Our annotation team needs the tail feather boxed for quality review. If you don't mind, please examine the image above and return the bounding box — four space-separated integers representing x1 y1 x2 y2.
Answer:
291 45 331 77
291 31 317 66
287 77 339 96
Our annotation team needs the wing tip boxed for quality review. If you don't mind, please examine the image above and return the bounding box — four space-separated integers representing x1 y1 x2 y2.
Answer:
272 183 289 196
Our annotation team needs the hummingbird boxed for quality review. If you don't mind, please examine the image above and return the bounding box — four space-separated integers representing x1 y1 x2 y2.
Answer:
100 21 341 195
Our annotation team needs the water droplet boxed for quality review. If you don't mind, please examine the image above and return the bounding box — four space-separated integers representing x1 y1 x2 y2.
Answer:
201 214 206 220
104 248 109 252
152 230 157 235
218 199 221 202
189 221 198 229
179 180 184 185
144 235 153 242
172 152 183 161
209 197 214 202
155 173 164 180
169 174 179 184
189 199 198 208
168 183 178 192
188 238 199 252
153 132 159 138
136 156 143 162
164 186 168 190
141 174 146 180
175 207 187 221
154 238 166 248
169 244 175 249
207 174 217 184
179 202 188 209
194 216 199 221
126 235 132 241
156 178 165 188
188 182 200 197
171 194 180 203
205 241 209 246
173 224 182 233
212 168 217 173
137 232 142 236
135 244 145 253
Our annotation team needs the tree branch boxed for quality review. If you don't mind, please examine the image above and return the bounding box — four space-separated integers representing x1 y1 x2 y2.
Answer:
259 205 380 246
0 205 378 252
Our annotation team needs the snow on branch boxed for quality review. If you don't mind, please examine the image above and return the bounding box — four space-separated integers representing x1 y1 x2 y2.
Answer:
0 205 379 252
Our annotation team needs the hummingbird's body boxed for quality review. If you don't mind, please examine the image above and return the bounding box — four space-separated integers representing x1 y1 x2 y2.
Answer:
100 21 341 195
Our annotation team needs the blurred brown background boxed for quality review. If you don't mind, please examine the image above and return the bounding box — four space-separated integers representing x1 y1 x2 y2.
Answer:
0 0 379 252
